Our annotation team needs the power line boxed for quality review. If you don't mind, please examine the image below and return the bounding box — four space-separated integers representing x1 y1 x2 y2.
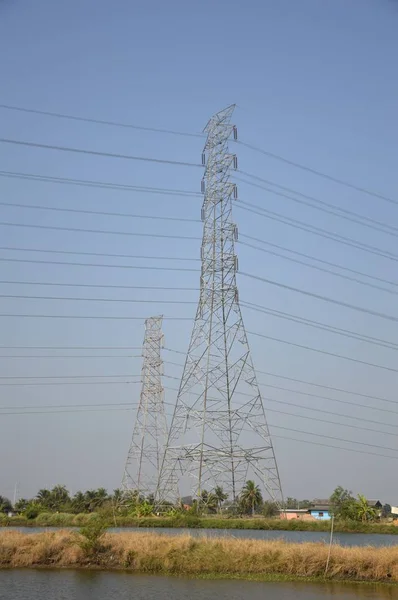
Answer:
3 214 398 298
1 240 386 294
0 201 200 223
0 374 141 380
0 103 204 138
1 102 393 208
271 433 398 461
5 177 398 260
0 246 201 263
0 257 198 272
0 355 142 359
0 170 202 198
0 373 181 386
247 329 398 375
1 395 396 442
0 364 180 380
3 170 397 283
240 239 398 296
0 346 142 350
2 211 396 292
238 207 398 264
1 402 396 460
241 300 398 351
4 255 397 324
0 280 198 291
241 271 398 323
0 403 170 412
0 102 393 207
270 423 398 454
235 175 398 237
0 407 137 416
2 168 396 247
4 254 398 318
164 351 398 411
260 381 398 415
0 295 196 305
256 369 398 409
164 347 398 406
0 137 203 168
4 242 396 294
0 221 201 240
265 406 398 439
265 397 398 431
9 171 398 242
0 380 141 387
1 385 394 436
237 141 397 206
0 314 193 320
0 399 178 411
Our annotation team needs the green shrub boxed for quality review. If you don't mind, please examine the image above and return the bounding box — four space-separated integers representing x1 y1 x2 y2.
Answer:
25 506 40 520
78 517 108 561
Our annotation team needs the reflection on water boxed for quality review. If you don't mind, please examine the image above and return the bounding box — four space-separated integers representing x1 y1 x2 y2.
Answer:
0 570 396 600
6 526 398 547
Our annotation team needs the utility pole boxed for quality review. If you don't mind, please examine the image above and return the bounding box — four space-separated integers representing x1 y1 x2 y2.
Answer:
122 316 167 501
156 105 284 509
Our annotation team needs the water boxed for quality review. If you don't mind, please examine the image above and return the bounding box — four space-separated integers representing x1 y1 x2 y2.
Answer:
7 526 398 547
0 570 395 600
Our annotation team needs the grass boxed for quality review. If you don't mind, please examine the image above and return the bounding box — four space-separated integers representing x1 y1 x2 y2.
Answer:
1 513 398 535
0 530 398 584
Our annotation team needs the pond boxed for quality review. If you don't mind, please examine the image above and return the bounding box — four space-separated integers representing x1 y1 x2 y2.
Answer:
0 570 396 600
6 526 398 547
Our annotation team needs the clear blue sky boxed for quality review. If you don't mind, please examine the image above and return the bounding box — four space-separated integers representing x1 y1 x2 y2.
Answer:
1 0 398 503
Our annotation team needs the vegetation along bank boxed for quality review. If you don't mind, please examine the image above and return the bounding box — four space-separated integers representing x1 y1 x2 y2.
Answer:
2 512 398 535
0 528 398 584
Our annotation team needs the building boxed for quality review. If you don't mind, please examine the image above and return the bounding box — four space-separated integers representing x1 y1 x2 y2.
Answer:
308 499 331 520
368 500 383 517
279 508 313 520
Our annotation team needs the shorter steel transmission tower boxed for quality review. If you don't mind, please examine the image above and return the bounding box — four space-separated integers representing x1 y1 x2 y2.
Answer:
122 316 168 500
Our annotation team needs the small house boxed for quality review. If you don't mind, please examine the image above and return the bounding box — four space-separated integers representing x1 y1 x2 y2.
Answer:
279 508 312 520
308 499 331 520
368 500 382 517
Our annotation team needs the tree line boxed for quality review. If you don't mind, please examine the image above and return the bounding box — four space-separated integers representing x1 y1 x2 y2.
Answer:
0 480 276 518
0 483 391 522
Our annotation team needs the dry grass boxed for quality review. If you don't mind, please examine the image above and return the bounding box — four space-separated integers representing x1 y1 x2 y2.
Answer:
0 530 397 583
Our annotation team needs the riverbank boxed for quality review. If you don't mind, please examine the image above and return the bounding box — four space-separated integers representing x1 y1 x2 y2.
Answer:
2 513 398 535
0 530 397 583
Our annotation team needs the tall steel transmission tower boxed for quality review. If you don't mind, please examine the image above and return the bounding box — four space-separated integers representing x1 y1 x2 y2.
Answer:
122 316 168 499
156 105 284 508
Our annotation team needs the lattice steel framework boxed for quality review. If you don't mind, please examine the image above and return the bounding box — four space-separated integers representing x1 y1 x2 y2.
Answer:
122 316 168 499
156 105 284 508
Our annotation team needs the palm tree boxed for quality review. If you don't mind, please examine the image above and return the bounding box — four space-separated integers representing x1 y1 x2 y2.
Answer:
36 488 52 509
94 488 109 507
240 480 263 516
213 486 228 514
51 485 70 510
111 489 123 510
198 490 217 513
71 491 86 514
113 489 123 503
84 490 99 513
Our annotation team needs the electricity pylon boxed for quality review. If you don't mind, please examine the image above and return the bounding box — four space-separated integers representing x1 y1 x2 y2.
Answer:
122 316 168 500
156 105 284 509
